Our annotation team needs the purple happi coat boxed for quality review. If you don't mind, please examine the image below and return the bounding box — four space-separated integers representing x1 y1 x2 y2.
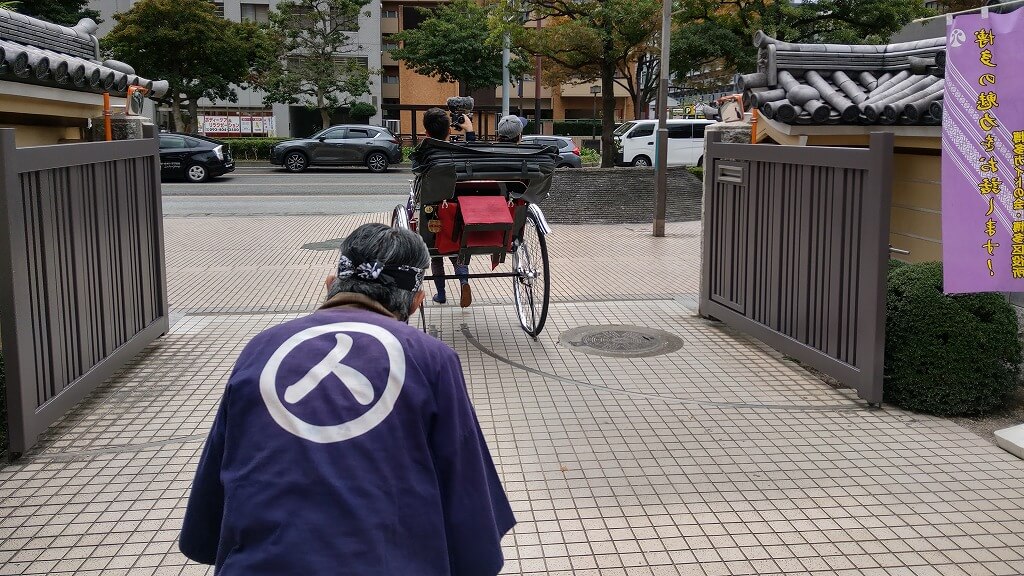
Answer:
179 293 515 575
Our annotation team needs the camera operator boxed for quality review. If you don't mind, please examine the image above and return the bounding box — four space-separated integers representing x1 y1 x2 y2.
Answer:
422 107 476 142
418 107 475 307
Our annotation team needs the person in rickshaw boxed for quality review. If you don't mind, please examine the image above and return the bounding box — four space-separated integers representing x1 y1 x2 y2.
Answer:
495 115 527 143
421 107 477 307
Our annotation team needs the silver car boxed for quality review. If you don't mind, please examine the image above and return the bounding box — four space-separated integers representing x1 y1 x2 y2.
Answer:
520 136 583 168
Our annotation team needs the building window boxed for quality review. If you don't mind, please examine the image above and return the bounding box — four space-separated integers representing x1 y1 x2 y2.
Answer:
382 9 398 18
240 3 270 23
287 56 369 74
334 56 369 69
383 74 400 84
382 37 399 51
208 0 225 17
289 4 359 31
382 98 400 106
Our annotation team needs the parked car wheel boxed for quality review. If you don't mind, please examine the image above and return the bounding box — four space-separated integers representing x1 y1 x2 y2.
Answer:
366 152 389 173
284 151 308 173
697 155 704 167
631 155 651 167
186 163 208 183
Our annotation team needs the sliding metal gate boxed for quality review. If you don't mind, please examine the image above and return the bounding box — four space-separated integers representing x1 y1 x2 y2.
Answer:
700 131 893 404
0 129 168 455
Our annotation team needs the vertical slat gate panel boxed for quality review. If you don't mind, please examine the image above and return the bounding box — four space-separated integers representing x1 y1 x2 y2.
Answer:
0 133 168 456
700 132 893 404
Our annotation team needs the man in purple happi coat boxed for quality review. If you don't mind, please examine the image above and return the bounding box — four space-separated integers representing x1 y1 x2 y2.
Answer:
179 223 515 575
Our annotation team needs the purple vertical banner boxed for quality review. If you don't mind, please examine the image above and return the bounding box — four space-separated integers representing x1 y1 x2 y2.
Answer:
943 9 1024 293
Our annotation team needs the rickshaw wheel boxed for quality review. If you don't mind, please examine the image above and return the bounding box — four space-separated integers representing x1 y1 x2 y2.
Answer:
512 211 550 337
391 204 410 230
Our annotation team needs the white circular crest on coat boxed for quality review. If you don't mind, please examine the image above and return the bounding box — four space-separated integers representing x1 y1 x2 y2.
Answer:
260 322 405 443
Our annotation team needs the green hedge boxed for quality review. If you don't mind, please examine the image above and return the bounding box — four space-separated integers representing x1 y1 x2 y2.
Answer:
552 120 603 136
885 261 1022 415
222 137 289 161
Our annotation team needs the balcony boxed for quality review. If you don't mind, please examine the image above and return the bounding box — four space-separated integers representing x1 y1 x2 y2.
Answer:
381 51 398 66
381 17 399 34
560 82 629 98
494 81 553 100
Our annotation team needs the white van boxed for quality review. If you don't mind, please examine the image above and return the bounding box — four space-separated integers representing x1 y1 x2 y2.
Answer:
613 119 714 167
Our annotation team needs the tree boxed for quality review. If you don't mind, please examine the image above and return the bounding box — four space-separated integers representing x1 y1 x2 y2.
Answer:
103 0 270 132
670 0 934 93
256 0 375 130
13 0 99 25
499 0 661 167
391 0 530 95
935 0 987 12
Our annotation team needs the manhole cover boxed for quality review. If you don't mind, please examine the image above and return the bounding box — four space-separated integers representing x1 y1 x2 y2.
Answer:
559 325 684 358
302 237 346 251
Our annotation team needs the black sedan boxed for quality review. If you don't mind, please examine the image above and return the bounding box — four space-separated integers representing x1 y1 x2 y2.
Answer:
270 125 403 173
158 133 234 183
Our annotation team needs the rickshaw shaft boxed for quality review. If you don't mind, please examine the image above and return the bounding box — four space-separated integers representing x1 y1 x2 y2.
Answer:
425 272 522 280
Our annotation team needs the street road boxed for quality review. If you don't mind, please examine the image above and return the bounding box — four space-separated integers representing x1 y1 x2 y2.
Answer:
162 165 412 216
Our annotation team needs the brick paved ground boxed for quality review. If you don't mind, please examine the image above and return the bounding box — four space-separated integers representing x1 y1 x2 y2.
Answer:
1 214 1023 576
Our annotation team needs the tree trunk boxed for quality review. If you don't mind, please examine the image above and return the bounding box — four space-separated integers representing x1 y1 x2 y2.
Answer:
600 58 617 168
186 99 200 133
171 96 185 134
318 91 330 131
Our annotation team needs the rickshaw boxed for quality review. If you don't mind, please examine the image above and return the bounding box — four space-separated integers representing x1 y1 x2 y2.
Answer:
391 138 559 337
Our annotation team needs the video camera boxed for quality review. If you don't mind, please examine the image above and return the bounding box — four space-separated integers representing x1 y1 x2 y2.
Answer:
447 96 474 131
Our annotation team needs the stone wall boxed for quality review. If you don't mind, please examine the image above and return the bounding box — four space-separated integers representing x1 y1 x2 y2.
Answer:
541 166 703 224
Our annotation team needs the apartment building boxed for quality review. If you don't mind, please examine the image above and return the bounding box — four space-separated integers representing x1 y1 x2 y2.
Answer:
89 0 383 137
380 0 634 139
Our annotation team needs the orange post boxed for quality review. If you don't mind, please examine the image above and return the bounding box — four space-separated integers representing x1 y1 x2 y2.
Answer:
103 92 112 141
750 108 759 144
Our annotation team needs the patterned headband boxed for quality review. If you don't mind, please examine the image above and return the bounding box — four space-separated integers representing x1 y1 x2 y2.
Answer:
336 255 425 292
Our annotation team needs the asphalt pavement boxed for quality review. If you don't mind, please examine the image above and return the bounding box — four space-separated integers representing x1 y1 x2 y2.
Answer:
161 164 412 216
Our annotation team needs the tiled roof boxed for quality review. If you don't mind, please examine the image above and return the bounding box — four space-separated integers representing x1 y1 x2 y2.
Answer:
738 31 945 126
0 9 167 98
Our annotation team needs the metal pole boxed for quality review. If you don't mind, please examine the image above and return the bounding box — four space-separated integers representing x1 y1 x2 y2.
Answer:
103 92 112 141
535 17 542 135
653 0 670 237
502 33 511 117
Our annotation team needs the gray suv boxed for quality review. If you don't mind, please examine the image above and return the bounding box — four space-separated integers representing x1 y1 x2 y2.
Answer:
270 125 403 173
520 136 582 168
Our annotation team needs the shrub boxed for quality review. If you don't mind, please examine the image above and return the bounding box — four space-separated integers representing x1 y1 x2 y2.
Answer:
348 102 377 121
221 137 289 161
885 261 1022 415
579 147 600 166
686 166 703 180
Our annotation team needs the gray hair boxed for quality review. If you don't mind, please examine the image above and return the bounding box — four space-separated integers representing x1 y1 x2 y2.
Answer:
329 223 430 321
